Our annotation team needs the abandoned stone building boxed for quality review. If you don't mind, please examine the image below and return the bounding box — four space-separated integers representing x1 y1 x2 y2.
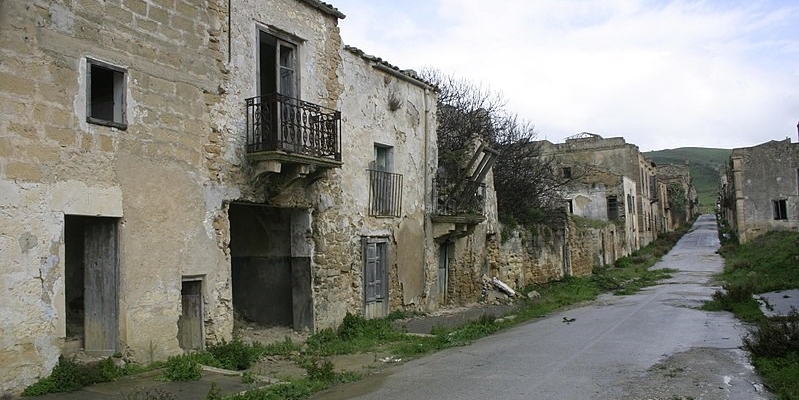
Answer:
0 0 506 393
720 138 799 243
656 163 698 231
538 132 676 247
560 168 639 256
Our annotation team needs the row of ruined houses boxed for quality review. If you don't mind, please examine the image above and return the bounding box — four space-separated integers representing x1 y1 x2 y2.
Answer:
0 0 696 392
718 135 799 243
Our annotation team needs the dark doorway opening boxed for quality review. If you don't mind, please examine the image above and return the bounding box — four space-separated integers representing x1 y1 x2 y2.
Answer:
229 204 313 331
64 215 119 356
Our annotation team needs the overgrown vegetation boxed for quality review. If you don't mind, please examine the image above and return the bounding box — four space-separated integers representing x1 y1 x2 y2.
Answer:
22 356 129 396
703 229 799 399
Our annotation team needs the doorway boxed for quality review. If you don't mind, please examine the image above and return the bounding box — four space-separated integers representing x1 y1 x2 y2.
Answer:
64 215 119 356
178 278 204 351
229 204 313 331
437 242 451 305
363 237 388 319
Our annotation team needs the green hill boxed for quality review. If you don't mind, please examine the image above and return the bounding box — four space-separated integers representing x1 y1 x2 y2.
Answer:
644 147 732 214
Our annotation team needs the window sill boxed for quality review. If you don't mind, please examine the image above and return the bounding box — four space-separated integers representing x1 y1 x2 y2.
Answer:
87 117 127 131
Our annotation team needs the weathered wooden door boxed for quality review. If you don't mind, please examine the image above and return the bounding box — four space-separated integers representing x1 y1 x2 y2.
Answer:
178 280 203 351
437 243 450 305
363 238 387 319
83 218 118 356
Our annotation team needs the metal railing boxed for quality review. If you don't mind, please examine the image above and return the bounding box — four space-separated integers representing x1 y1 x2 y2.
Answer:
245 93 341 161
433 176 486 216
368 169 403 217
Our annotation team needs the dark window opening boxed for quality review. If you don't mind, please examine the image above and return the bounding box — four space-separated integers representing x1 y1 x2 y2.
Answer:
607 195 619 220
562 167 572 179
87 60 126 129
773 199 788 220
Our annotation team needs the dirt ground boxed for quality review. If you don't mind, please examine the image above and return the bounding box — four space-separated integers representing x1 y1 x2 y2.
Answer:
232 302 519 382
233 320 402 381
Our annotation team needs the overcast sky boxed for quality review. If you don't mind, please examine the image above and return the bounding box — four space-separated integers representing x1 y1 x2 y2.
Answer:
331 0 799 151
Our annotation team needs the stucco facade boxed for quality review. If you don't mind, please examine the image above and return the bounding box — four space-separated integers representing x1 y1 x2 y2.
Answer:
721 139 799 243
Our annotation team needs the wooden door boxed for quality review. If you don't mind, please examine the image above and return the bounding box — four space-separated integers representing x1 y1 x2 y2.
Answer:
83 218 118 356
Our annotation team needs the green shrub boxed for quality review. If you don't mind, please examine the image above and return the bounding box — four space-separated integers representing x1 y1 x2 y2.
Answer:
207 339 263 370
614 256 632 268
162 355 202 381
21 356 93 396
743 313 799 358
298 356 336 382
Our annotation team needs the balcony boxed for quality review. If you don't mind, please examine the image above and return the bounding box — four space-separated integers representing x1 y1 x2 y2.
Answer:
368 169 403 218
431 177 487 241
245 93 342 174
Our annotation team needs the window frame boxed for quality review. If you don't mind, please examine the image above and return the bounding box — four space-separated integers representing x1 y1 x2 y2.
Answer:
257 28 301 99
773 199 788 220
86 58 127 130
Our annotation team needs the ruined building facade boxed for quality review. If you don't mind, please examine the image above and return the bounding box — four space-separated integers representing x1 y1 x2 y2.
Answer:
720 138 799 243
539 133 666 248
0 0 504 393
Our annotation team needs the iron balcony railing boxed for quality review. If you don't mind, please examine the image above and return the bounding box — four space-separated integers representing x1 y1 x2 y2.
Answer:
368 169 403 217
245 93 341 161
433 177 486 216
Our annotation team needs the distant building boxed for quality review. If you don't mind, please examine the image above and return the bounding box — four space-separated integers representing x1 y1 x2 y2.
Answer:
539 132 666 247
720 138 799 242
656 163 698 231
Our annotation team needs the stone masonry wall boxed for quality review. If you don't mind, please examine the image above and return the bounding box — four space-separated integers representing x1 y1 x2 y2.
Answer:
0 0 232 393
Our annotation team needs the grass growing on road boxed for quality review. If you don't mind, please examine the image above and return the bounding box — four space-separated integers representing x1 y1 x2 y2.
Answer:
704 230 799 399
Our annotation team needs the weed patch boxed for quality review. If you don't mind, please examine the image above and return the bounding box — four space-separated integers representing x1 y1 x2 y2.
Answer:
21 356 128 396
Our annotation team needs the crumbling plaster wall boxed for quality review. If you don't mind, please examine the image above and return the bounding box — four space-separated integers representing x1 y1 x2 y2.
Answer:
322 49 438 326
0 0 233 392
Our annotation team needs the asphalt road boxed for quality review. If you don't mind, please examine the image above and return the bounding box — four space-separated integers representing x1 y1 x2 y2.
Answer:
313 215 771 400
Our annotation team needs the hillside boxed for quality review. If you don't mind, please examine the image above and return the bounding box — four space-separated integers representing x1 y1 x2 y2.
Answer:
644 147 732 214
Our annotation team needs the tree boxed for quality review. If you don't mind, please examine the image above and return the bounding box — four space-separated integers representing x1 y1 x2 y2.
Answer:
420 68 569 227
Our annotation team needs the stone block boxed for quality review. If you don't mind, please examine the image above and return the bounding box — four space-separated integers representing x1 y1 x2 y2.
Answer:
124 0 148 17
176 1 200 20
0 138 13 157
0 72 37 97
135 16 157 34
98 135 114 152
46 127 77 146
105 4 134 23
148 5 169 26
5 162 42 181
26 146 61 164
171 14 195 34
